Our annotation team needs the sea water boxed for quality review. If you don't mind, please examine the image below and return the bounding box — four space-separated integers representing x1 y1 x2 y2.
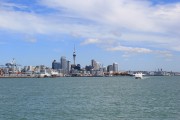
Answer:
0 76 179 120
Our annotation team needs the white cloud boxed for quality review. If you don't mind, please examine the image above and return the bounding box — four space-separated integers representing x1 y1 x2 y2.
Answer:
155 50 173 58
0 10 47 34
171 46 180 52
0 0 180 55
106 44 173 59
41 0 180 33
0 2 28 10
81 38 101 45
106 45 153 54
40 0 180 50
81 38 117 46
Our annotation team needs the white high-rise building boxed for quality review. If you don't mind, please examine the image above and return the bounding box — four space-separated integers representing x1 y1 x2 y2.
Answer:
61 56 67 70
113 63 118 72
91 59 99 70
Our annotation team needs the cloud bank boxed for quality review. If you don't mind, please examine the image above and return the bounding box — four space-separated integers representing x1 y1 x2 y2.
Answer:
0 0 180 57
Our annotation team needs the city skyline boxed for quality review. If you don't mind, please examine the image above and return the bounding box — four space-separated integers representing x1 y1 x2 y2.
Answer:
0 0 180 72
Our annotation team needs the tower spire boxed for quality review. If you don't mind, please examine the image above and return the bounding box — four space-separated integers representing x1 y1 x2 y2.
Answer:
73 45 76 65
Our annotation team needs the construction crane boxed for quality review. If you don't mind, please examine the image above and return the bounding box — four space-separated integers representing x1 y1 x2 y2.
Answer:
5 58 21 74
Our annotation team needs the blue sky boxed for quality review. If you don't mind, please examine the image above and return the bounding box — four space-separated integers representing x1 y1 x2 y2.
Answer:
0 0 180 71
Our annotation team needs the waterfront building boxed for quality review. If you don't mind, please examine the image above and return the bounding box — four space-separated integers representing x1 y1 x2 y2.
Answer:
3 68 9 74
3 59 22 74
103 67 107 72
52 60 61 70
24 66 35 72
91 59 99 70
61 56 72 75
85 65 93 71
22 66 35 74
34 65 46 74
96 62 101 70
39 69 51 77
61 56 67 70
107 65 113 73
67 60 71 74
154 69 166 76
113 63 118 72
91 59 96 69
74 64 81 70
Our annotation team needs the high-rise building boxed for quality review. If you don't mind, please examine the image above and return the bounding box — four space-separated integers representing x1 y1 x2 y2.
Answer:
103 67 107 72
113 63 118 72
52 60 61 70
91 59 95 67
67 60 71 73
107 65 113 72
91 59 99 70
61 56 67 70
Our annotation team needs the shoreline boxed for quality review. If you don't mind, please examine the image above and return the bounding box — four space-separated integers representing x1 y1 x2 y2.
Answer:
1 75 179 79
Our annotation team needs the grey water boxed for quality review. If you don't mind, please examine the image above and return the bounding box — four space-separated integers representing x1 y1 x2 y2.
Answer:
0 76 179 120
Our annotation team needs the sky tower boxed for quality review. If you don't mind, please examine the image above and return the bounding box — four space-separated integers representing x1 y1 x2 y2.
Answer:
73 45 76 65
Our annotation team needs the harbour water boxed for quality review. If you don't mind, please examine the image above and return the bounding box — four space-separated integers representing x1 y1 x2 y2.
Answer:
0 76 179 120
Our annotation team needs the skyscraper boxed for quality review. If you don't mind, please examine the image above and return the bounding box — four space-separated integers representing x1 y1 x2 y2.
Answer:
91 59 97 70
61 56 67 70
107 65 113 72
113 63 118 72
52 60 61 70
91 59 100 70
67 60 71 73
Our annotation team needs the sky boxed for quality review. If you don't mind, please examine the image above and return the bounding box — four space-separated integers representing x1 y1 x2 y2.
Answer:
0 0 180 72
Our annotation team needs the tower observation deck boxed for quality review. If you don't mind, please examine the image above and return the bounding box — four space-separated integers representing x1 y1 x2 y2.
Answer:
73 46 76 65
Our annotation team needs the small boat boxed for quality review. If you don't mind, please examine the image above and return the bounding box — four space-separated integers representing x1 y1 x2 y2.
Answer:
134 72 143 79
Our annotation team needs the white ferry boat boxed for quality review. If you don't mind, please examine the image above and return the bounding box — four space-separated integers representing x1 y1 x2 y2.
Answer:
134 72 143 79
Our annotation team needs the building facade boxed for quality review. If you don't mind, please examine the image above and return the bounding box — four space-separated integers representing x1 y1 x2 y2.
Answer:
61 56 67 70
107 65 113 72
91 59 100 70
113 63 118 72
52 60 61 70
